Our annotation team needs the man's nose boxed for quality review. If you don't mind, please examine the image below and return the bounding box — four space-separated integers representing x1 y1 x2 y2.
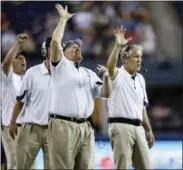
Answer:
137 58 142 63
76 47 80 51
21 59 26 63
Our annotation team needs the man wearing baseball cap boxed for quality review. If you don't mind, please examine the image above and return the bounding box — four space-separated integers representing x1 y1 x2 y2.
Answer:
48 4 111 169
1 33 28 169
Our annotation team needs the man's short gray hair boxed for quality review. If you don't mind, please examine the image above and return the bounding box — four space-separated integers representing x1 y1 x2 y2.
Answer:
120 44 143 59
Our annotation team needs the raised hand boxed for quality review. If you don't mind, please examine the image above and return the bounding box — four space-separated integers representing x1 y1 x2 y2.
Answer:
55 4 76 20
95 64 108 79
114 26 132 46
16 33 29 45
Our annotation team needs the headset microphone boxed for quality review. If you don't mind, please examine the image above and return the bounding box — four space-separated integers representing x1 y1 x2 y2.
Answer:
141 63 148 73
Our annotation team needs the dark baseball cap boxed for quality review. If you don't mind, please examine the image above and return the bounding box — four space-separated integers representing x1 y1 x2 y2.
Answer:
62 38 83 51
15 51 28 59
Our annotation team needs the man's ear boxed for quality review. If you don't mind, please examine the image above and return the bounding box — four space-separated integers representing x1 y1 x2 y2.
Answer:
121 55 128 64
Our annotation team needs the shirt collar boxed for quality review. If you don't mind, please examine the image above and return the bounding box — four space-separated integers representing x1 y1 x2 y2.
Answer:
121 66 136 78
40 62 49 75
12 72 22 79
68 59 80 69
12 71 24 80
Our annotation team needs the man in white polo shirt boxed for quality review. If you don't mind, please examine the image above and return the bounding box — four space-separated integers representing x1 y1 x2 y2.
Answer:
48 4 111 169
9 37 52 169
107 27 155 169
1 33 28 169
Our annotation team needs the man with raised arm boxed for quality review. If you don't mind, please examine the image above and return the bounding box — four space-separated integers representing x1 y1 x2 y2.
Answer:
1 34 28 169
48 4 111 169
107 27 154 169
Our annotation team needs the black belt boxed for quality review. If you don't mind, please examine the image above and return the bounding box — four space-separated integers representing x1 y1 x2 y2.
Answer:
26 123 48 128
108 117 141 126
1 124 21 130
49 114 94 128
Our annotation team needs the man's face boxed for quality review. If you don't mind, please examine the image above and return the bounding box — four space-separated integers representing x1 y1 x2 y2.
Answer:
12 55 27 74
125 46 142 73
64 43 83 62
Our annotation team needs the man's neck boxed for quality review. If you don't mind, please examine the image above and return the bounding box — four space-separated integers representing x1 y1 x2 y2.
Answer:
124 65 136 75
13 71 24 77
64 54 82 64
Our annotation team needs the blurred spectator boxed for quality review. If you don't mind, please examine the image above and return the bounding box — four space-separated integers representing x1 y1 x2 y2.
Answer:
133 7 157 59
74 2 94 32
44 10 59 37
149 102 182 129
22 29 36 53
118 2 139 42
1 13 16 56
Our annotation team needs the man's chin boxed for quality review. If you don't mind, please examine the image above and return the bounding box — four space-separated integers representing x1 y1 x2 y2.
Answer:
76 55 83 62
136 67 141 72
21 67 26 73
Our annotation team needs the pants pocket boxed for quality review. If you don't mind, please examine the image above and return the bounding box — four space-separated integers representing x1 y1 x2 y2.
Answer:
48 119 53 132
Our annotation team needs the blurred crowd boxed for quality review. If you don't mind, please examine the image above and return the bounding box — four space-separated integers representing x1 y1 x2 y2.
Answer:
2 1 157 60
147 87 182 131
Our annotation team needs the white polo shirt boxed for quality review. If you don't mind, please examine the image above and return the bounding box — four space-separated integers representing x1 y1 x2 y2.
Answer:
108 66 149 121
17 62 51 125
1 67 24 126
49 56 103 118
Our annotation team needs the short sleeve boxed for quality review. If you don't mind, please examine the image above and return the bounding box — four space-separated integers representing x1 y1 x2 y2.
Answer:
1 65 13 84
111 68 120 90
144 89 149 108
16 70 32 104
140 75 149 108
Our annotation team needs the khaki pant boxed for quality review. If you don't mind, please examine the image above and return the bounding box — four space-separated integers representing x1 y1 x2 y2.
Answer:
108 123 152 169
1 126 20 169
48 118 95 169
16 124 49 169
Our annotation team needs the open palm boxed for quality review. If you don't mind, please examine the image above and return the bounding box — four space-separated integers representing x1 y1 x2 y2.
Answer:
55 4 76 20
114 26 132 46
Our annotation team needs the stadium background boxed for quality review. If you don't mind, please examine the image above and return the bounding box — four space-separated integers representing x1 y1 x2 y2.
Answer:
1 1 182 169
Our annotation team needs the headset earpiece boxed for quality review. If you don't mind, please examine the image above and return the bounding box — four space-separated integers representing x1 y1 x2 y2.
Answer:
122 52 129 58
